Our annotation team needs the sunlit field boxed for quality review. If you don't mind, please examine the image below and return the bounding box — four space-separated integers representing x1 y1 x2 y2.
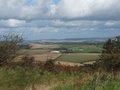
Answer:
56 53 99 63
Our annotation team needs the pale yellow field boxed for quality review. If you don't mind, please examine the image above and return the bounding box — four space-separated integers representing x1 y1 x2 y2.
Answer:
30 44 60 49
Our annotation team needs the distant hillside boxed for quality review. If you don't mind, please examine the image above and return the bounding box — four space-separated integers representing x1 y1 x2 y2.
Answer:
24 37 109 44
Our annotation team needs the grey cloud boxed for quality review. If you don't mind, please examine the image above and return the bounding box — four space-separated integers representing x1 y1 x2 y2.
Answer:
0 0 51 20
1 19 120 32
57 0 120 20
0 0 120 39
0 19 26 28
0 0 120 20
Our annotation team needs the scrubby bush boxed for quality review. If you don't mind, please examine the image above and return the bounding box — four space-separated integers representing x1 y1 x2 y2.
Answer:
44 59 56 72
98 36 120 70
0 35 22 66
21 55 34 68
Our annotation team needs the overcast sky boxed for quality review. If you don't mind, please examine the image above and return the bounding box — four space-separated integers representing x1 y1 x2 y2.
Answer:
0 0 120 40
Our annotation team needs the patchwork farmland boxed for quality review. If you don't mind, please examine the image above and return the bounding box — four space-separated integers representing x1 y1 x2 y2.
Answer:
15 43 101 66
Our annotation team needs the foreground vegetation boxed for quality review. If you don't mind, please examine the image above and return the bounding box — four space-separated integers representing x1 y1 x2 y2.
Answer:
0 67 119 90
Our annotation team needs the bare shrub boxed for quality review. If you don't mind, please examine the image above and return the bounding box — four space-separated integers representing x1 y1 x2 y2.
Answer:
0 35 22 66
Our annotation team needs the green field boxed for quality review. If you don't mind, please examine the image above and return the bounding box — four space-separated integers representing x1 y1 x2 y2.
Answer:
56 53 99 63
60 44 103 53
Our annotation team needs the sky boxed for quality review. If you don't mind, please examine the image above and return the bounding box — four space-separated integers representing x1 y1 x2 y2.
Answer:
0 0 120 40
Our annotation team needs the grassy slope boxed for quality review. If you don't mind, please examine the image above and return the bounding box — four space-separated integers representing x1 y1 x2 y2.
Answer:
0 67 120 90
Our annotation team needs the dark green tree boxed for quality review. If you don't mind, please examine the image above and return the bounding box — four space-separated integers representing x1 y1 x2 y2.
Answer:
99 36 120 70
